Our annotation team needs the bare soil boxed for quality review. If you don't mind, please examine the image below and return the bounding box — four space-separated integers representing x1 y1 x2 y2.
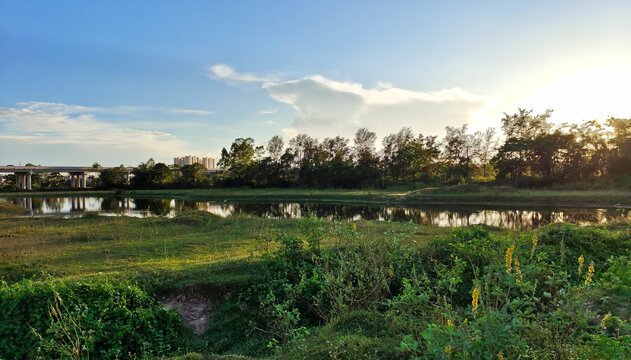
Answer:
159 284 230 335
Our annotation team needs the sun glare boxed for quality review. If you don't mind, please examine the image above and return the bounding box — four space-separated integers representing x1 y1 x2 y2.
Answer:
520 63 631 123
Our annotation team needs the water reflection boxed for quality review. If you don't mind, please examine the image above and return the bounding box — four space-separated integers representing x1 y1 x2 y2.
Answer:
2 196 629 230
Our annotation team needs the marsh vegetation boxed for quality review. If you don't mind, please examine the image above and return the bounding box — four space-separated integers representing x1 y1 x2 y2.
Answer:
1 209 630 359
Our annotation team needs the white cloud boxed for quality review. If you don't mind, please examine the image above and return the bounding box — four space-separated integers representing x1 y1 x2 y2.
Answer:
0 102 194 165
261 75 492 139
14 101 213 117
256 109 277 115
208 64 280 84
167 108 213 115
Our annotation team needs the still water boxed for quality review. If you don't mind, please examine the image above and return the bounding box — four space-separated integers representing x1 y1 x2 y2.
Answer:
2 196 630 230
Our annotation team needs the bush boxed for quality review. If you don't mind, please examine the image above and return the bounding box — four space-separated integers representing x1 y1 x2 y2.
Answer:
179 222 631 359
0 278 186 359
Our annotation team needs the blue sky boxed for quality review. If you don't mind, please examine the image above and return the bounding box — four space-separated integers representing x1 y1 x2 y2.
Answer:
1 1 630 166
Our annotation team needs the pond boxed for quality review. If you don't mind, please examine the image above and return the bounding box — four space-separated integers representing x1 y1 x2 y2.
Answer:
3 196 630 230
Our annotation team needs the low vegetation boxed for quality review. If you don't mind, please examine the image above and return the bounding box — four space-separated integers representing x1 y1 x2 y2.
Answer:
1 211 630 359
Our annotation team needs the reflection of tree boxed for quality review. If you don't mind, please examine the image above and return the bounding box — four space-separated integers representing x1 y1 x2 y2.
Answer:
209 203 629 230
30 198 44 212
176 201 200 212
101 198 123 212
148 199 172 216
43 198 63 212
131 198 172 215
15 194 630 228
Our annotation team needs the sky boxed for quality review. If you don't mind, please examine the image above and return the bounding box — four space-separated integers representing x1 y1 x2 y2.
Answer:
1 0 630 166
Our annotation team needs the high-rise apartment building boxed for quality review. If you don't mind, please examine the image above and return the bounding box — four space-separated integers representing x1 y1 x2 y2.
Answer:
174 155 215 169
202 157 215 169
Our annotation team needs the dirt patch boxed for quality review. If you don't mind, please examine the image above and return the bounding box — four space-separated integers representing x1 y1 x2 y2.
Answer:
158 284 230 335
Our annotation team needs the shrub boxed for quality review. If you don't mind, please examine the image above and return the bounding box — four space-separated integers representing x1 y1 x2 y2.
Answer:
0 278 186 359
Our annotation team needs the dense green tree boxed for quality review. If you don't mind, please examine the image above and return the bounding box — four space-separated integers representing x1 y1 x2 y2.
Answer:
443 125 475 182
98 165 127 188
149 163 175 187
180 163 209 187
353 128 380 186
41 173 66 189
493 109 553 183
131 158 155 188
218 138 263 186
2 174 16 187
381 128 414 182
607 117 631 176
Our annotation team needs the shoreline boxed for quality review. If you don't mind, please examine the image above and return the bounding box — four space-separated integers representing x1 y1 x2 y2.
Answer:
1 186 630 208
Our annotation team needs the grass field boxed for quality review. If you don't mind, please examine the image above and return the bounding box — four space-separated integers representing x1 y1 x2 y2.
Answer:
3 184 631 207
0 211 461 291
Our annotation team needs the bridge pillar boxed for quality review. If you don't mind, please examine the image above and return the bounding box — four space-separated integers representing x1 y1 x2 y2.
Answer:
82 173 87 188
26 171 32 191
14 172 31 190
69 172 84 188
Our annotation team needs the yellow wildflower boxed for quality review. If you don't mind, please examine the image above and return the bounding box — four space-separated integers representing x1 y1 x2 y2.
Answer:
447 319 453 327
585 263 595 286
464 318 468 324
445 345 452 357
505 245 515 273
352 223 356 231
498 354 504 360
601 313 612 329
514 256 523 283
578 255 585 275
530 234 538 257
472 287 480 314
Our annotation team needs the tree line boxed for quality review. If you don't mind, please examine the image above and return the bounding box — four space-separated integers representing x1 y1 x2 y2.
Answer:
3 108 630 190
215 108 631 188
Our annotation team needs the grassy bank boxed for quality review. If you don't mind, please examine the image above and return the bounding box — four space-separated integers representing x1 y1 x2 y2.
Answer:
3 184 631 207
0 201 26 215
2 212 630 359
0 212 457 290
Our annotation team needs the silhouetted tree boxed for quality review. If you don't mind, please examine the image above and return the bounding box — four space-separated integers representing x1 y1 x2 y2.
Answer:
267 135 284 162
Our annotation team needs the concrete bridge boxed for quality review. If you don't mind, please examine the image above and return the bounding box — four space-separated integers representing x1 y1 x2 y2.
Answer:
0 166 133 190
0 165 224 190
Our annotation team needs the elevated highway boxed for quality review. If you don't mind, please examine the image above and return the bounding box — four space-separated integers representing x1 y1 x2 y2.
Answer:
0 165 223 190
0 166 133 190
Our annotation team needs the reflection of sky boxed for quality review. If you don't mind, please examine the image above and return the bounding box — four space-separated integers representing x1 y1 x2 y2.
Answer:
2 197 630 230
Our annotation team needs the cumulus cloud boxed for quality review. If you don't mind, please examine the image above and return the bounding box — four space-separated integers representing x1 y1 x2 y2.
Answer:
0 102 197 165
261 75 492 139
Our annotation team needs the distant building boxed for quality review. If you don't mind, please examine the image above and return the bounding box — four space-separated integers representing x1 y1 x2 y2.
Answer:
174 155 215 169
202 157 215 169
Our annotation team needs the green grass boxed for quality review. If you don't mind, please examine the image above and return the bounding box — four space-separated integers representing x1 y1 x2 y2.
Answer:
0 212 459 291
4 184 631 207
0 201 26 215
